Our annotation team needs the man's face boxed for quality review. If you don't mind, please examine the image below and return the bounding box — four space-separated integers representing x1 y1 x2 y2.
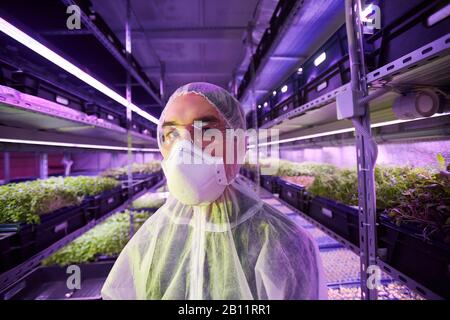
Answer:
160 93 243 181
160 92 227 159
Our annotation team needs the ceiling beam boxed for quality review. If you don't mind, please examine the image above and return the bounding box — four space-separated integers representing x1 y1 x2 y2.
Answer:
114 26 246 40
143 63 232 76
39 29 93 36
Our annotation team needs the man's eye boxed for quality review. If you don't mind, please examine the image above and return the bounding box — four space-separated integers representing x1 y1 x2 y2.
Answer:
164 130 178 140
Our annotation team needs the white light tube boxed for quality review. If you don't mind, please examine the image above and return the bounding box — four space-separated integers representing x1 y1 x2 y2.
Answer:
0 17 159 124
0 138 160 152
252 113 450 147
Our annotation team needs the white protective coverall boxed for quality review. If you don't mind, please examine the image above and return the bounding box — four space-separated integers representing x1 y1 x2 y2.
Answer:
101 82 327 300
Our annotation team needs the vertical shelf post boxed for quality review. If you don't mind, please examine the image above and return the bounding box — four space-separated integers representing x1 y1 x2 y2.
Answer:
125 0 134 238
39 152 48 179
345 0 379 300
247 23 260 193
3 152 10 183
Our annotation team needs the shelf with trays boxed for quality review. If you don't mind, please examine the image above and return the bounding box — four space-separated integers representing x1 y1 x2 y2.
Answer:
0 176 166 295
242 175 446 300
256 34 450 141
0 84 157 149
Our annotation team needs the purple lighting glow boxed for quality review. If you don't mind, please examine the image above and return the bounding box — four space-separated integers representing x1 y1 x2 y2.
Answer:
0 17 159 124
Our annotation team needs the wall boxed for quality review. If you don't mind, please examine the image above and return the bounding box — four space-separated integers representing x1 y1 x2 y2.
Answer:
0 151 163 182
0 152 64 181
71 151 163 174
280 139 450 169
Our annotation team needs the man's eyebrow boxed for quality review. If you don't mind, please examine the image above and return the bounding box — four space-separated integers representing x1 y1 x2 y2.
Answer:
162 120 180 127
162 116 221 127
193 116 220 123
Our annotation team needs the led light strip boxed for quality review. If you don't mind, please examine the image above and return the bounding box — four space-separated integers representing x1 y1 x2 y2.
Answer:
0 138 160 152
0 17 159 124
252 113 450 147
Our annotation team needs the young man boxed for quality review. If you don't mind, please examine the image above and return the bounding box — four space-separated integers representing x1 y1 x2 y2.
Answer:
101 82 326 300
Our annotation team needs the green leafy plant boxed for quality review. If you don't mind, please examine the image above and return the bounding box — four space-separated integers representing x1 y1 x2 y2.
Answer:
0 176 119 224
308 168 359 205
62 176 119 197
42 210 151 266
386 172 450 243
132 192 167 209
247 157 449 240
102 161 162 179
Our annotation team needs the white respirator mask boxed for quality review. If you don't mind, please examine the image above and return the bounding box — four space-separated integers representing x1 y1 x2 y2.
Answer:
161 139 229 206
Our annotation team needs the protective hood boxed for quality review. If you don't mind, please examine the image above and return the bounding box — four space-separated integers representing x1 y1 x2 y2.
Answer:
101 82 327 300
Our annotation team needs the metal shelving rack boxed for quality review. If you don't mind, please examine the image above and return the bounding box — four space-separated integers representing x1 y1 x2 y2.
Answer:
0 177 166 296
258 34 450 140
0 0 166 297
0 84 157 149
243 175 444 300
245 0 450 300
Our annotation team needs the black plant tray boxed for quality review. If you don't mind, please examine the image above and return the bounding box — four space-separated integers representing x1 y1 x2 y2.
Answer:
129 207 160 214
0 204 90 272
83 186 125 220
364 0 450 70
0 261 115 300
122 180 146 197
114 173 153 181
308 196 360 246
83 102 126 127
260 175 280 194
0 233 19 273
278 179 310 213
377 215 450 299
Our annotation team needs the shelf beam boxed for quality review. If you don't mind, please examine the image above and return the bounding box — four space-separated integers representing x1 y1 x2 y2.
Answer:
60 0 162 106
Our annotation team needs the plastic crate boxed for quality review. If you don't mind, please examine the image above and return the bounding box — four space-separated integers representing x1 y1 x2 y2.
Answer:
142 175 157 190
0 233 18 272
84 186 124 220
273 95 296 119
303 56 350 103
271 74 298 109
278 179 310 213
308 196 360 246
11 72 85 111
377 216 450 299
129 207 159 214
9 71 39 95
364 0 450 70
34 204 90 252
0 261 115 300
260 175 280 194
84 102 126 127
303 25 348 85
121 180 146 199
0 204 90 271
